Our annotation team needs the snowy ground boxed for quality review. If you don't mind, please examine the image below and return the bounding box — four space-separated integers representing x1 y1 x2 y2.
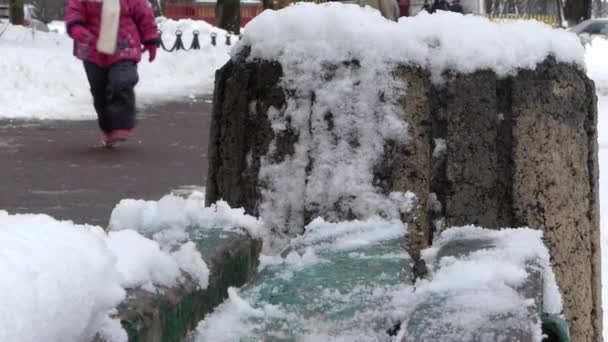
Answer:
0 18 230 120
585 37 608 341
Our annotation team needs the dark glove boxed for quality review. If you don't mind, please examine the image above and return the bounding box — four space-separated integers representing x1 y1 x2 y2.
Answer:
143 43 157 62
70 25 93 44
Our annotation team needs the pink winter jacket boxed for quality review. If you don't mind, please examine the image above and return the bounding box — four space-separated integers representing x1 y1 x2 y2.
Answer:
65 0 159 67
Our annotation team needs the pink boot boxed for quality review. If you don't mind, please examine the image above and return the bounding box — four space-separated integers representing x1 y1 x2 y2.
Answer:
101 129 133 148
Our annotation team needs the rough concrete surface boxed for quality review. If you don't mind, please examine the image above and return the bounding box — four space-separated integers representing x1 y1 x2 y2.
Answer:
206 55 283 217
510 61 601 341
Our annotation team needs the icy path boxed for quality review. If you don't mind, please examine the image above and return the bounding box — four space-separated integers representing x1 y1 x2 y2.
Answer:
0 99 212 226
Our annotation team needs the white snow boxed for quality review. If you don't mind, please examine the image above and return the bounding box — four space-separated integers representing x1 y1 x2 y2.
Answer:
0 209 211 341
253 22 414 242
421 226 562 315
585 38 608 96
106 229 183 289
259 215 406 271
291 216 407 253
109 192 265 246
395 226 561 341
586 37 608 341
195 287 288 342
0 18 229 120
0 211 125 342
239 2 584 83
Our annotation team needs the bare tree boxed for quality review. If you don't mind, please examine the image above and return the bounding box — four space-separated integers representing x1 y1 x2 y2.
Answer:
216 0 240 35
28 0 65 23
9 0 24 24
563 0 591 24
592 0 608 17
262 0 273 9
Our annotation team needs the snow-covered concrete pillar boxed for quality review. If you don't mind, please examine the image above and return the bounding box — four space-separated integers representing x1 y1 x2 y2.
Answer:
205 3 601 340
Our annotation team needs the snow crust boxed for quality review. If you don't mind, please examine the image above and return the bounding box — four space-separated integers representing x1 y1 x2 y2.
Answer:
239 3 584 83
0 18 229 119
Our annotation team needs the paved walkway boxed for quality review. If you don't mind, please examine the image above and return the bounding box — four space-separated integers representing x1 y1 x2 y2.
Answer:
0 97 212 226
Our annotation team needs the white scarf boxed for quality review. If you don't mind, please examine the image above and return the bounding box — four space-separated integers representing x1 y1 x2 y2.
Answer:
97 0 120 54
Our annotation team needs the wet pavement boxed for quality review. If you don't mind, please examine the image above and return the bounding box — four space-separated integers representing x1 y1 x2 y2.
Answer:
0 97 212 226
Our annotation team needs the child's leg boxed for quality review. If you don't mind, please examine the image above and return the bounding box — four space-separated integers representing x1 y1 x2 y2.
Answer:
105 61 139 132
83 62 111 133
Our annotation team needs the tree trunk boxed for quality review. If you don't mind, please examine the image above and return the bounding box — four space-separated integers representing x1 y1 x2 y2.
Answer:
556 0 565 26
262 0 273 9
216 0 240 35
563 0 591 25
149 0 162 17
9 0 24 25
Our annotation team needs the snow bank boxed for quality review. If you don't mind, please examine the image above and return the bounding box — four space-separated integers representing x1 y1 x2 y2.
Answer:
583 36 608 339
0 19 229 120
0 211 125 342
0 210 210 341
240 3 584 83
109 192 265 246
585 37 608 96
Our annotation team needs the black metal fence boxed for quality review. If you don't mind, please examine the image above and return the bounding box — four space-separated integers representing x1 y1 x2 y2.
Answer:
158 30 240 52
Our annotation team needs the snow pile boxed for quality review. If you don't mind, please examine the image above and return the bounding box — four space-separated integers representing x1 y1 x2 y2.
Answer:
0 211 125 342
109 192 265 247
0 210 211 342
240 3 584 83
195 287 289 342
106 231 209 290
395 226 562 341
0 19 229 120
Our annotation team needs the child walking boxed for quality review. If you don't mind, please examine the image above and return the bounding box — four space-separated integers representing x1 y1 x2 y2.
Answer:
65 0 159 147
